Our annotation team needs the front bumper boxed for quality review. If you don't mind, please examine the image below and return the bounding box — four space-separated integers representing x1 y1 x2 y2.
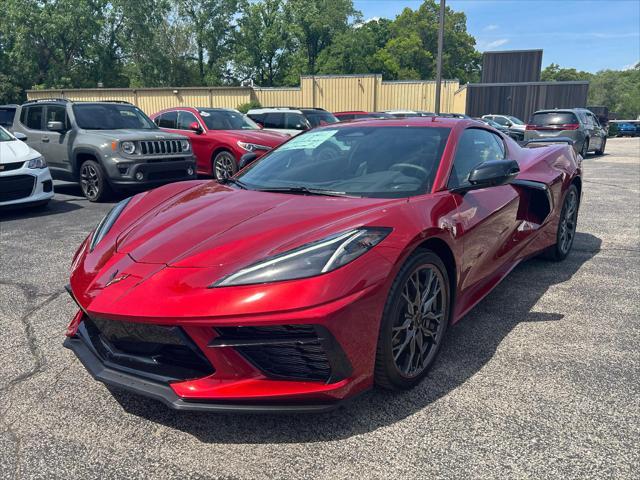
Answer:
0 167 54 208
104 156 197 188
63 335 343 413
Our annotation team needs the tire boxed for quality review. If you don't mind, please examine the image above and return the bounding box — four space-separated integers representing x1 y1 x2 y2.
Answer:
595 137 606 155
544 185 579 262
580 138 589 158
374 250 451 390
213 150 237 180
79 159 112 202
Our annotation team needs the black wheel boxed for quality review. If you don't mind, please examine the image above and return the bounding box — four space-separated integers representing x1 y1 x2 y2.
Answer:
374 250 450 390
580 138 589 158
545 185 579 261
213 151 237 180
595 137 606 155
79 159 111 202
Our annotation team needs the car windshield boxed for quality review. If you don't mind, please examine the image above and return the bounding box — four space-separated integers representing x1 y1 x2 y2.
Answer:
304 111 339 128
507 116 524 125
199 109 259 130
237 126 450 198
0 126 13 141
72 104 157 130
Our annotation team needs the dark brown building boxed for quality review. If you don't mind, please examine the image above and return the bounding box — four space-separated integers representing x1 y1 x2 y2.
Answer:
481 50 543 83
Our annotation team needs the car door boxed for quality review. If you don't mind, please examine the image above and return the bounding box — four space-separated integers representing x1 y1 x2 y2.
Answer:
448 127 521 298
588 113 604 149
41 104 71 172
176 110 209 171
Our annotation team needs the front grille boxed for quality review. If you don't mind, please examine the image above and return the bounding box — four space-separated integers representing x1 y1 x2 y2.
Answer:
213 325 350 383
146 169 190 181
139 140 183 155
0 174 35 202
78 316 214 382
0 161 25 172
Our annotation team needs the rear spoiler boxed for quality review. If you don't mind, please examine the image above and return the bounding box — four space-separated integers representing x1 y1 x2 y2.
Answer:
522 137 575 148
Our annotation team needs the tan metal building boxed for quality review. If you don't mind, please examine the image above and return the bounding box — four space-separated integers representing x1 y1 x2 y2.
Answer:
27 75 463 115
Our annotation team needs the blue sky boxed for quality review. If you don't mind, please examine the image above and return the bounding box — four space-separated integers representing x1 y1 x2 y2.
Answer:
354 0 640 72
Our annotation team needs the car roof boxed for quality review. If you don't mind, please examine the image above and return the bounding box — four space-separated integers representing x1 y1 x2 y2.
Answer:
334 111 368 115
315 116 471 129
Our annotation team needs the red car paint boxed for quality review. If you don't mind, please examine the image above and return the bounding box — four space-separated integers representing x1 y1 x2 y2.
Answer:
65 117 582 411
150 107 289 176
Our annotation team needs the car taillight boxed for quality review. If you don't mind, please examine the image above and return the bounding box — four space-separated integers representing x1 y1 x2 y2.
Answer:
526 123 580 131
561 123 580 130
525 124 537 130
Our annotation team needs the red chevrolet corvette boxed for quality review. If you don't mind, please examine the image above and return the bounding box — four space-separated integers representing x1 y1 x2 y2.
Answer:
64 117 582 412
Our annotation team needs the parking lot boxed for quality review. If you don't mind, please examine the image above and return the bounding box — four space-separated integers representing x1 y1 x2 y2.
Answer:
0 137 638 479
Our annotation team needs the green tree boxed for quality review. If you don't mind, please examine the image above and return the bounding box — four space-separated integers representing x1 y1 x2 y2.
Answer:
178 0 238 85
316 19 392 75
588 65 640 119
541 63 592 82
287 0 360 76
235 0 291 86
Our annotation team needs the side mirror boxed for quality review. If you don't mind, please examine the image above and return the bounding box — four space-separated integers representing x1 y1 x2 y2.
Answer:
505 121 512 127
454 159 520 193
238 152 258 170
13 132 27 142
47 121 65 132
189 121 203 134
255 122 264 129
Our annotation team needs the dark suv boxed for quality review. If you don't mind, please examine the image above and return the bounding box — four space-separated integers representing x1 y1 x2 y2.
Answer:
524 108 607 157
12 99 197 201
246 107 339 136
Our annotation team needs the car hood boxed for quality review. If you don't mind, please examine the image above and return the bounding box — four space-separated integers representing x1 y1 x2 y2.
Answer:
115 181 402 269
211 129 289 147
0 139 39 164
82 129 188 141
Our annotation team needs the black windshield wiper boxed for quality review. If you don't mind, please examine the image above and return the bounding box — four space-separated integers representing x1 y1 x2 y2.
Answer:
219 177 248 189
255 186 355 197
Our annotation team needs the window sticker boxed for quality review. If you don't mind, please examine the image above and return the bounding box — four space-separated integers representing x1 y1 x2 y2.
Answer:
199 111 210 117
277 129 338 151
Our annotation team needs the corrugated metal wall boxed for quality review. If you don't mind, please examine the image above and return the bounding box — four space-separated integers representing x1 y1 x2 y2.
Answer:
27 75 461 114
453 85 467 114
464 81 590 121
481 50 543 83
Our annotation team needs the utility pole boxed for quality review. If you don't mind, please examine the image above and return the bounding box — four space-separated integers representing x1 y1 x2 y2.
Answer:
434 0 445 114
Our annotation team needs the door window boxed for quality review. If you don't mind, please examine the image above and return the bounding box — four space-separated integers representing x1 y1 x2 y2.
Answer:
284 113 308 130
263 113 285 129
157 111 178 129
176 111 198 130
449 128 506 189
493 116 509 126
45 105 68 130
22 106 44 130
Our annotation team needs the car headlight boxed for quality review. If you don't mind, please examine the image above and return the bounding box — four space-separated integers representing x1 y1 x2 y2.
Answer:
89 197 132 251
212 227 391 287
237 141 270 152
121 141 136 155
180 139 191 152
27 156 47 169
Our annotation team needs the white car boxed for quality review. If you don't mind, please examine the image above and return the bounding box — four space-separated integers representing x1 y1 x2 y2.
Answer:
481 114 526 139
0 126 54 209
247 107 338 136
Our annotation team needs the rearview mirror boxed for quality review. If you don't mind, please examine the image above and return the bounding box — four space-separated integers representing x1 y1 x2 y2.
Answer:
47 121 65 132
238 152 258 170
13 132 27 141
453 159 520 193
189 121 203 134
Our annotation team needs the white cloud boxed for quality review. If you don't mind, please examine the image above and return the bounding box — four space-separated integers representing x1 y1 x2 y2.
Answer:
484 24 499 31
484 38 510 50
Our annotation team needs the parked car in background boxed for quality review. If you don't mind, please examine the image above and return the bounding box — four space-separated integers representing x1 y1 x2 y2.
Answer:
63 116 583 412
525 108 607 157
475 117 510 134
247 107 339 136
437 113 471 119
0 104 18 129
384 110 428 118
151 107 289 180
12 99 196 202
482 114 526 140
0 125 54 209
609 121 638 137
334 111 395 121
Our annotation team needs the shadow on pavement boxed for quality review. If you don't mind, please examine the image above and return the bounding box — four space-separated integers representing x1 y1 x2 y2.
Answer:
110 232 602 443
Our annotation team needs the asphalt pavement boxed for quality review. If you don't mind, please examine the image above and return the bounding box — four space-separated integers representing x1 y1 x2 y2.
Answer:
1 138 638 479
